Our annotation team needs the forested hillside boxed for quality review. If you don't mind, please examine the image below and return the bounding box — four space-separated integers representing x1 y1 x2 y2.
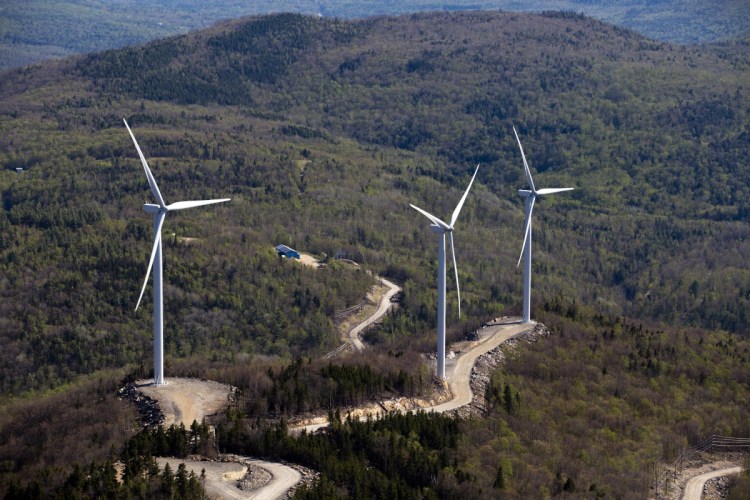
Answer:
0 10 748 498
69 11 750 337
2 0 749 70
1 6 748 407
216 311 750 498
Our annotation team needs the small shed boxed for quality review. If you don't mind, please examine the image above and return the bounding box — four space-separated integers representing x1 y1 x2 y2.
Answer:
275 244 300 259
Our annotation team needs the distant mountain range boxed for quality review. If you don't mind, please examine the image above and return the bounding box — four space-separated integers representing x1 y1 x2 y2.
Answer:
1 0 749 70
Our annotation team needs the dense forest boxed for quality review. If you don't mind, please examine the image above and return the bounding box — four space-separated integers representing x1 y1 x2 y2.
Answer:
0 10 748 498
204 303 750 498
3 403 209 499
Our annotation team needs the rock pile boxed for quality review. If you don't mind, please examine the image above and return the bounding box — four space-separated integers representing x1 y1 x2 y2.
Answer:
237 463 272 491
456 321 551 419
283 463 319 499
703 474 732 499
118 383 165 427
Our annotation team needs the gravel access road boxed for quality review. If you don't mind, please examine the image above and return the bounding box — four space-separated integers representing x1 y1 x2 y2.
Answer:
298 318 534 433
348 277 401 351
137 297 533 498
157 457 301 500
431 319 532 413
681 466 742 500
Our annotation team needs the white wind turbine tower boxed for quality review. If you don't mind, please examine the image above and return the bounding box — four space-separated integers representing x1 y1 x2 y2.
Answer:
410 164 479 379
513 126 574 324
124 119 230 386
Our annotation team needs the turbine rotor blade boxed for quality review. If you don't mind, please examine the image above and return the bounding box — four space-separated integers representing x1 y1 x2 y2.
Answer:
167 198 231 211
449 231 461 319
135 211 166 311
512 126 536 193
517 195 536 267
450 164 480 228
536 187 575 195
124 118 167 208
409 204 450 231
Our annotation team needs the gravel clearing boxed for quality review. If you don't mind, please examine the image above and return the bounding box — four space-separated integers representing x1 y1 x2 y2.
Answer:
134 378 232 427
127 380 304 499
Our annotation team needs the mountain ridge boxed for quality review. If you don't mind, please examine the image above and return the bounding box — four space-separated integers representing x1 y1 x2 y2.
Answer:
2 0 749 70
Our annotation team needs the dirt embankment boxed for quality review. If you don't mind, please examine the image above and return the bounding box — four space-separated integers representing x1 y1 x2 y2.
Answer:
452 321 551 419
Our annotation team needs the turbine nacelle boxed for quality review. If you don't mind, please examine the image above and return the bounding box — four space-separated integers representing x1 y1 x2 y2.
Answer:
410 164 479 320
124 118 230 313
512 126 575 323
512 125 574 269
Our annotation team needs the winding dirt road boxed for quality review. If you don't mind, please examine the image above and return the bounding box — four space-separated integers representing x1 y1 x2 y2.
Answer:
157 457 301 500
157 458 246 500
135 278 401 498
431 319 531 413
681 466 742 500
298 318 534 433
348 277 401 351
241 460 301 500
138 288 532 497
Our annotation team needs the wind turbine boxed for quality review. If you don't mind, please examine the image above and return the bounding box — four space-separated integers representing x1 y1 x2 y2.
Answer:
124 118 230 386
513 126 574 324
410 164 479 379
